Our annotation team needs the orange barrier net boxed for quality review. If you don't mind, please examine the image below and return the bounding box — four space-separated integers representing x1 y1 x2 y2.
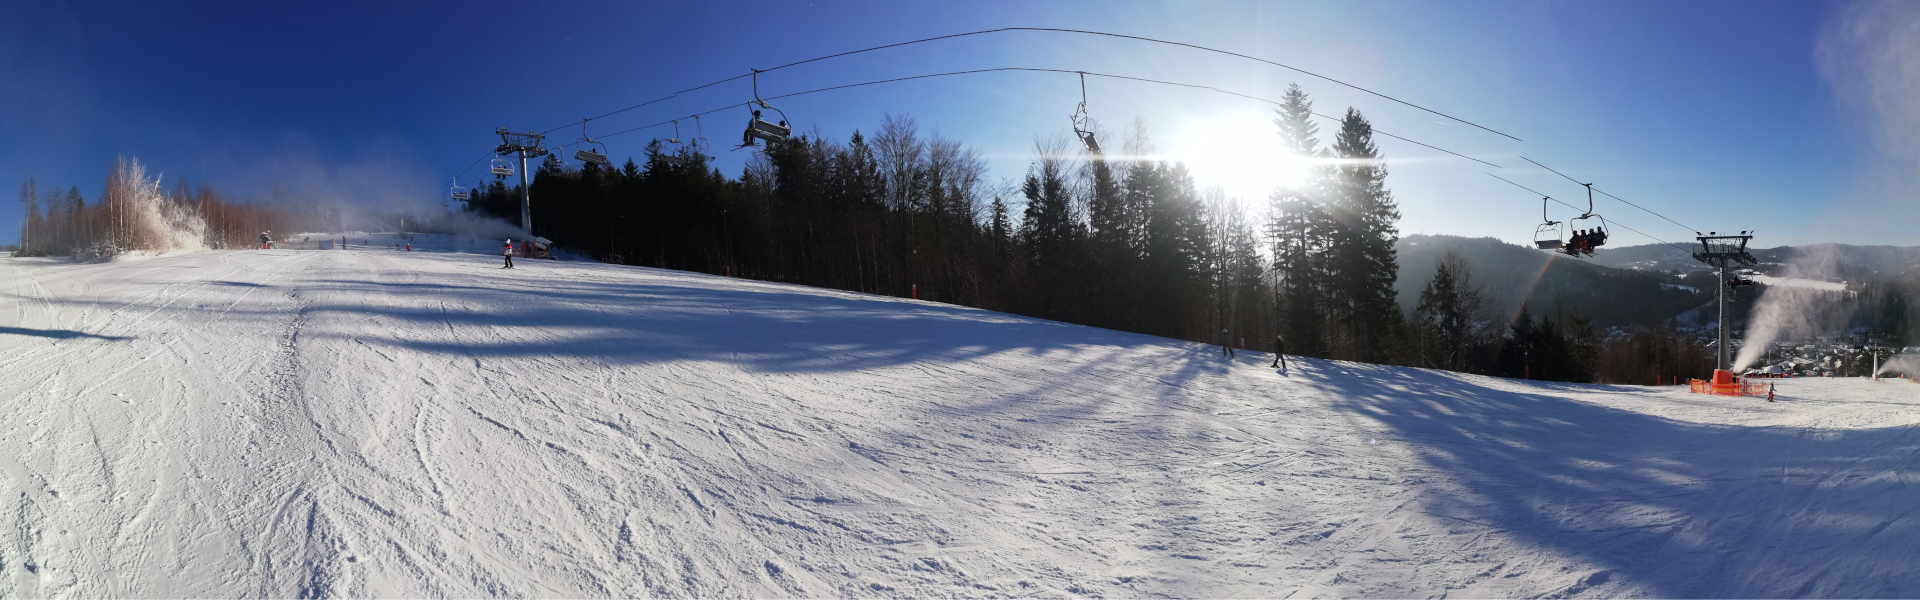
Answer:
1689 377 1770 397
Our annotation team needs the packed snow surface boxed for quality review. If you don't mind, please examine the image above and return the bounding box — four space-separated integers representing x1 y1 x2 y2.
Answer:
3 234 1920 597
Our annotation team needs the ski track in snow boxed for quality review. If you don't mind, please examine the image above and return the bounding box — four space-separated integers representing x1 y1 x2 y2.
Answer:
3 234 1920 597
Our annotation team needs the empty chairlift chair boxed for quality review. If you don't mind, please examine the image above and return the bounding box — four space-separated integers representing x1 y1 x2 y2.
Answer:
1533 196 1563 250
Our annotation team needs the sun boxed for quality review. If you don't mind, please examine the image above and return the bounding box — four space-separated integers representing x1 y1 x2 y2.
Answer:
1167 114 1309 201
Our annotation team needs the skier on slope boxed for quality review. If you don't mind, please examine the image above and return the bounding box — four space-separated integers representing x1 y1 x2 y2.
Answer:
259 231 272 249
1220 328 1235 358
1272 334 1288 371
502 239 515 269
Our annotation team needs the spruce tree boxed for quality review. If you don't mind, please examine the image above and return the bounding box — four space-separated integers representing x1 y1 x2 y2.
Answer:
1268 83 1330 358
1328 108 1401 362
1019 144 1078 320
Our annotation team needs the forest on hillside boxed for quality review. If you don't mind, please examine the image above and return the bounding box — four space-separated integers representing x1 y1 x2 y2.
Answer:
462 84 1718 383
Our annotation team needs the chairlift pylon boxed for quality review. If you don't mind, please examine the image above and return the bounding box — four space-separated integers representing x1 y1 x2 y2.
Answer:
449 177 470 201
1070 72 1102 154
737 69 792 150
574 118 609 165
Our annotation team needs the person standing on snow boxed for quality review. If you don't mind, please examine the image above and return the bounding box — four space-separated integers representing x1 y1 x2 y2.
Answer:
260 232 272 249
502 239 515 269
1220 328 1235 358
1272 334 1288 370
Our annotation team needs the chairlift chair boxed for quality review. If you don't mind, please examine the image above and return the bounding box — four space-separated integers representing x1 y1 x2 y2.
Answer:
449 178 470 201
1070 72 1102 154
691 114 713 159
1561 214 1610 258
1556 183 1609 258
1532 196 1562 250
737 70 792 150
1727 274 1756 301
663 120 687 166
575 118 609 165
490 157 513 179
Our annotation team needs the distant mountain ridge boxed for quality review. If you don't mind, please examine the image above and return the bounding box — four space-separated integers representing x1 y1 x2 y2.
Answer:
1590 242 1920 283
1395 235 1706 328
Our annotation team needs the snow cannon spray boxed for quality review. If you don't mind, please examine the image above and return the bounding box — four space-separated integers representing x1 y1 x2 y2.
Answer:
1733 245 1843 372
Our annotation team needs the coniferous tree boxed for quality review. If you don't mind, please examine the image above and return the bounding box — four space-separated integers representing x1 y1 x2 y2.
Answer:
1019 139 1079 321
1327 107 1401 362
1414 249 1492 371
1084 155 1130 329
1268 84 1331 358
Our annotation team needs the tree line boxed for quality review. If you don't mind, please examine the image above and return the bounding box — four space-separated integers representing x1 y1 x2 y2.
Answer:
468 83 1675 382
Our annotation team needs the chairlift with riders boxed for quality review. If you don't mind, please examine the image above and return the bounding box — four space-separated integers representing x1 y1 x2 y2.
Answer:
490 157 513 179
1559 183 1610 258
737 69 792 150
574 118 609 165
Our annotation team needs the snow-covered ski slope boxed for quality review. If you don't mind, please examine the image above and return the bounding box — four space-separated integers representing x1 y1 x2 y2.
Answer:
3 235 1919 597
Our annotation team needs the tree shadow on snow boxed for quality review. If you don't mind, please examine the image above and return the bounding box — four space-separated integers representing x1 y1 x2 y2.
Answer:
0 325 132 341
1294 364 1920 597
296 273 1169 375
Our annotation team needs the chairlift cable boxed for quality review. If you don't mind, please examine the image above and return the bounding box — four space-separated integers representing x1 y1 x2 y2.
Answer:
1082 70 1502 168
583 67 1496 170
1520 156 1697 233
451 147 498 181
1487 173 1691 254
535 27 1520 143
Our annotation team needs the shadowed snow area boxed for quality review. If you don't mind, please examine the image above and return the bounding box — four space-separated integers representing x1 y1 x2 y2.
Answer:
2 234 1918 597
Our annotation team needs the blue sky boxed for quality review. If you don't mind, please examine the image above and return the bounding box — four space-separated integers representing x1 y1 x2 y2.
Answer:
3 0 1896 248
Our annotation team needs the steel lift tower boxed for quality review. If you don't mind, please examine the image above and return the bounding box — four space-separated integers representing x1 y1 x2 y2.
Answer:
495 127 549 233
1693 232 1757 375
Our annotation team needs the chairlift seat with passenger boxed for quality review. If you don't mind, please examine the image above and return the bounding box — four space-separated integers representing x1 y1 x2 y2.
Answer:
573 118 611 166
743 111 791 146
736 71 793 150
1560 218 1610 258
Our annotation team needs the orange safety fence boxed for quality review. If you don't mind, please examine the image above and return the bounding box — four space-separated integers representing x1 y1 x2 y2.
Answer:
1689 378 1770 397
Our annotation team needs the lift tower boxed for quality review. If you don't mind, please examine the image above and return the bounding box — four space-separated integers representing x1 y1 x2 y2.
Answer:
495 127 548 233
1693 232 1757 372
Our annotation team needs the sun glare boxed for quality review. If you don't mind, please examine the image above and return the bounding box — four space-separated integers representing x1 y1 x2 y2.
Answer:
1167 114 1307 201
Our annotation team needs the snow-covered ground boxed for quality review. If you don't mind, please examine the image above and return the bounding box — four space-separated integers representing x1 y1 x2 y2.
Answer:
3 234 1919 597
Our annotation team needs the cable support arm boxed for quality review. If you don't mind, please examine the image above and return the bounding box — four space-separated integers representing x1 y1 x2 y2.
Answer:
1521 156 1697 233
